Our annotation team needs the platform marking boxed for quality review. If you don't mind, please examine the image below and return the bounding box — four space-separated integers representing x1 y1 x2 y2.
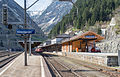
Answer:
41 56 45 77
0 55 18 76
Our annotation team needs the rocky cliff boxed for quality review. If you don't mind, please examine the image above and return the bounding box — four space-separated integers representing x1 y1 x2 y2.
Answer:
97 10 120 53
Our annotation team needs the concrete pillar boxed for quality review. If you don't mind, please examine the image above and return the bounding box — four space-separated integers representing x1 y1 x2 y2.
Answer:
29 35 31 56
85 40 88 52
69 42 70 52
72 41 73 52
93 41 95 48
118 50 120 66
80 41 81 52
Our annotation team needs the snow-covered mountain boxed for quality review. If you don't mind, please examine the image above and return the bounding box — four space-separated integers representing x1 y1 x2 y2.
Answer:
0 0 44 33
28 11 43 21
0 0 45 50
28 11 42 17
30 1 73 34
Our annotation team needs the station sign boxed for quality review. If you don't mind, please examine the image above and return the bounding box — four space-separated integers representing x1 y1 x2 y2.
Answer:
16 29 35 34
85 35 95 38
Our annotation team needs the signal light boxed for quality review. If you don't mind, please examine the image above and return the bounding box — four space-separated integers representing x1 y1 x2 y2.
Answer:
2 4 8 25
8 24 12 30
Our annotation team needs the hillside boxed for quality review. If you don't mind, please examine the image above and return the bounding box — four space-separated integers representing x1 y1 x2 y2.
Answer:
30 1 73 34
0 0 45 50
49 0 120 38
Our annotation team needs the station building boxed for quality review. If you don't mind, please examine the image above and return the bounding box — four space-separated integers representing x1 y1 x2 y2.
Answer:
62 31 104 52
41 34 71 52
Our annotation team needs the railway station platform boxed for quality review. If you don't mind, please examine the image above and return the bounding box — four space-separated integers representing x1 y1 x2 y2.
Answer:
0 53 52 77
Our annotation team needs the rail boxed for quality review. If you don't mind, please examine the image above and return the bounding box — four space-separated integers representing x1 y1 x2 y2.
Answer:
42 54 81 77
0 52 22 68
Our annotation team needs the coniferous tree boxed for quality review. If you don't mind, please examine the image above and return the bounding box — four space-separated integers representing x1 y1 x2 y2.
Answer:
49 0 120 38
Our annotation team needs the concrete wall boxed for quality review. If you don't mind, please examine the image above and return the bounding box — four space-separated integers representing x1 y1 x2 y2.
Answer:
51 38 63 44
62 52 118 66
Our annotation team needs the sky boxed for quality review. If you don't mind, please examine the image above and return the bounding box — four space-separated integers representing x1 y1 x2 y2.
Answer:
14 0 53 11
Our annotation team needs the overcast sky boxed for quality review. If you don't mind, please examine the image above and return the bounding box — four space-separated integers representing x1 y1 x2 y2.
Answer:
14 0 53 11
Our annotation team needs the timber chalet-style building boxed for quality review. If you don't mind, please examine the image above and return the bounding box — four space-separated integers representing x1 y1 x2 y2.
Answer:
62 31 104 52
40 31 104 52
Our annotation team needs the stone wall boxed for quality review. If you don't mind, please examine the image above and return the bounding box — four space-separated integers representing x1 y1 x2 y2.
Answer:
96 38 120 53
96 22 120 53
62 52 118 66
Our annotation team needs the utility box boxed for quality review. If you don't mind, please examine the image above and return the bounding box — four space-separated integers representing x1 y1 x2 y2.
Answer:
107 56 118 66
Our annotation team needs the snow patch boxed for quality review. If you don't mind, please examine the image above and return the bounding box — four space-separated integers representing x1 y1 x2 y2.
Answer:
29 12 42 16
46 11 52 15
48 17 56 24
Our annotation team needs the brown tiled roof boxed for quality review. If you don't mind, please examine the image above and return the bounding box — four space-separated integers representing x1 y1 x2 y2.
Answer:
62 31 104 43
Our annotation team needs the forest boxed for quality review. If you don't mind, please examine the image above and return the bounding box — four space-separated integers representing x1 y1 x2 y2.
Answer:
49 0 120 38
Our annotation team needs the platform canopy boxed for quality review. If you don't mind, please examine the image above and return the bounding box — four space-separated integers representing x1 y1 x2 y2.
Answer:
18 41 42 49
41 43 62 52
62 31 104 43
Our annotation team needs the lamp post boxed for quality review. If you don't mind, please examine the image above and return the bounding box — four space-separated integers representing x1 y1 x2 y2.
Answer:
24 0 39 66
24 0 27 66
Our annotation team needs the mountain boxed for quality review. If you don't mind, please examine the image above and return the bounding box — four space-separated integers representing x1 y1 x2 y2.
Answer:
28 11 43 22
49 0 120 37
31 1 73 34
0 0 45 50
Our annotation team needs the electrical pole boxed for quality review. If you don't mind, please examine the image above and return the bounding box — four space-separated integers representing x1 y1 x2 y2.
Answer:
24 0 39 66
24 0 27 66
71 1 78 16
2 0 39 66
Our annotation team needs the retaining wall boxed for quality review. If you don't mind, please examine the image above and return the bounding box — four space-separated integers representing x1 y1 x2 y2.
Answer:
96 38 120 53
62 52 118 66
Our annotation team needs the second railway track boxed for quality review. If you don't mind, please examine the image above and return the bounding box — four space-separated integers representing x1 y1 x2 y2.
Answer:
0 51 22 68
42 54 81 77
42 53 120 77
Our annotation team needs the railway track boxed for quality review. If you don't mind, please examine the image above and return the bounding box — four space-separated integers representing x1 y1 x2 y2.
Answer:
0 52 22 68
0 51 16 58
42 53 120 77
58 56 120 77
42 54 81 77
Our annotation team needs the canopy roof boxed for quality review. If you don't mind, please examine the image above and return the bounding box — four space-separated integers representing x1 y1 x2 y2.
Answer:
18 41 42 49
62 31 104 43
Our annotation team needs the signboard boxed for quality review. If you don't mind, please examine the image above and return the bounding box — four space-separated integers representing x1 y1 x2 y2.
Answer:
16 29 35 34
85 35 95 38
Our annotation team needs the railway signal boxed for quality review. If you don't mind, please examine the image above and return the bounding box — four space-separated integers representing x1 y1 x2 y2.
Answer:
8 24 12 30
2 4 13 30
2 4 8 25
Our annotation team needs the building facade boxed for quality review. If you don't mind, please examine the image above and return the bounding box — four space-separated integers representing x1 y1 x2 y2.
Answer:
62 31 104 52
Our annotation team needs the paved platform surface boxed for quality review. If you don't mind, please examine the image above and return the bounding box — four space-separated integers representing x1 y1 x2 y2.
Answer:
0 53 45 77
